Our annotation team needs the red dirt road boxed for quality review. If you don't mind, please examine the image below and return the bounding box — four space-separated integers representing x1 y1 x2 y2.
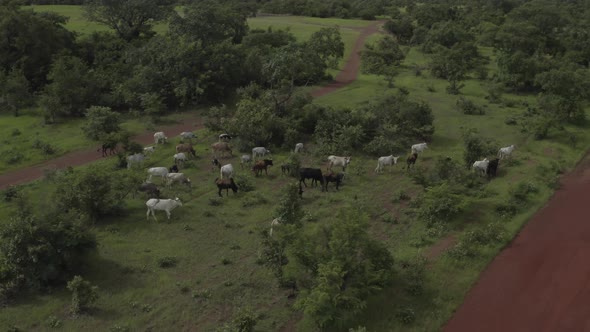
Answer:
311 21 383 97
0 22 383 190
445 153 590 332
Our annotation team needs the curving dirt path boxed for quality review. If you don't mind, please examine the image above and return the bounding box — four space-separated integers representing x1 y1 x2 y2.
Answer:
0 21 383 190
444 153 590 332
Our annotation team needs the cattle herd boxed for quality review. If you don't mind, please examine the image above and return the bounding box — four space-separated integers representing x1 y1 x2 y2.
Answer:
110 133 516 221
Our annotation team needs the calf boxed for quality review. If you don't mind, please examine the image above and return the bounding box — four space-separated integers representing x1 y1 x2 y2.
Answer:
166 173 191 188
154 131 167 144
299 168 325 190
137 182 160 199
472 158 490 177
406 153 418 170
147 167 169 183
211 142 232 158
220 164 234 179
327 155 351 172
252 147 271 160
180 132 196 141
252 159 273 176
487 158 499 178
215 177 238 197
411 142 428 154
143 146 156 155
294 143 304 153
98 141 117 157
146 197 182 221
281 164 291 176
219 133 232 141
127 153 145 169
498 145 516 160
176 143 196 158
324 172 345 191
375 155 399 173
173 152 188 166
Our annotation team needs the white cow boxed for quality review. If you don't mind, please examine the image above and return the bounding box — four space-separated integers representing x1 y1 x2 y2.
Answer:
472 158 490 176
166 173 191 188
154 131 168 144
327 155 351 171
252 147 271 160
220 164 234 179
240 154 252 169
147 167 169 183
126 153 145 169
498 145 516 160
173 153 188 165
145 198 183 221
269 218 282 237
375 155 400 173
143 146 156 155
219 133 232 141
411 142 428 154
180 131 196 141
294 143 304 153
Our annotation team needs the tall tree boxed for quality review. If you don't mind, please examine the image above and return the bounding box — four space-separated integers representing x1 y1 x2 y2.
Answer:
307 26 344 69
0 66 32 117
361 36 406 87
83 0 173 41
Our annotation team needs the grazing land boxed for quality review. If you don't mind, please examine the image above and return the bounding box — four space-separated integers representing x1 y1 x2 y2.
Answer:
2 3 590 332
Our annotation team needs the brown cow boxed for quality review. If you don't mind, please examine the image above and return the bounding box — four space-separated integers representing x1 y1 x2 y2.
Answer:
211 142 232 158
176 143 196 158
252 159 273 176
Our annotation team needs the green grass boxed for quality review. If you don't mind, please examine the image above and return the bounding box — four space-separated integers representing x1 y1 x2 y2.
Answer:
3 9 590 332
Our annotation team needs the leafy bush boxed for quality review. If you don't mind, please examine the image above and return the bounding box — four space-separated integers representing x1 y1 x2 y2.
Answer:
32 139 56 155
11 129 21 136
67 275 99 315
234 174 255 192
158 256 178 268
3 185 19 202
0 213 96 297
448 223 505 260
401 256 427 295
396 307 416 324
46 315 62 328
241 192 268 207
5 148 24 164
462 129 498 168
416 183 467 226
231 307 258 332
456 96 485 115
82 106 121 141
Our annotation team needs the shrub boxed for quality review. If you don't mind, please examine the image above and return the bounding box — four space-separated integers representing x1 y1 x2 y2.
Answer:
3 186 19 202
234 175 255 192
456 97 485 115
462 129 498 168
67 275 99 315
241 192 268 207
5 148 24 164
416 183 467 226
11 129 21 136
221 258 232 265
82 106 121 141
109 325 130 332
231 307 258 332
32 139 56 155
46 315 62 328
396 307 416 324
158 256 178 268
208 198 223 206
402 256 427 295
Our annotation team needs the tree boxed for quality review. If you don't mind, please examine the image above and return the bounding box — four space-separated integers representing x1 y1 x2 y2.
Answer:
169 0 249 45
361 36 406 87
81 106 121 140
293 209 394 328
416 182 467 227
83 0 173 41
383 14 414 44
307 26 344 69
0 66 32 117
0 4 75 89
0 211 96 297
40 55 96 122
534 66 590 123
462 128 498 168
228 97 282 148
429 44 479 94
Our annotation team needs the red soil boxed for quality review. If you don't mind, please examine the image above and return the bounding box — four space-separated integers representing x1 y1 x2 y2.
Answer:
444 153 590 332
0 21 383 190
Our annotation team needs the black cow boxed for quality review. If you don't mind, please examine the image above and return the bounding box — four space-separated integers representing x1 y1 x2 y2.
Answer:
406 153 418 170
299 168 325 190
487 158 499 178
324 172 345 191
215 177 238 197
252 159 274 176
137 182 160 199
98 141 117 157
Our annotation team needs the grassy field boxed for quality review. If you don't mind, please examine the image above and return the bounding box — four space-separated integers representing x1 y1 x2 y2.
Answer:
3 7 590 332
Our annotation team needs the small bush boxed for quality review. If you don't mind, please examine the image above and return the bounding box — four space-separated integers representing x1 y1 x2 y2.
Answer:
402 256 427 295
109 325 130 332
221 258 232 265
504 116 518 125
208 198 223 206
426 84 436 92
46 315 62 328
396 307 416 324
67 276 99 315
3 186 19 202
158 256 178 268
11 129 21 136
416 183 466 226
234 175 255 192
232 307 258 332
241 192 268 207
5 148 24 164
395 190 411 201
456 96 485 115
192 289 211 299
